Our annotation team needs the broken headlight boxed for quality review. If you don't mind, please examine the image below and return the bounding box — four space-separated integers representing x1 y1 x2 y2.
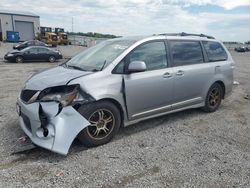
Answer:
38 84 85 107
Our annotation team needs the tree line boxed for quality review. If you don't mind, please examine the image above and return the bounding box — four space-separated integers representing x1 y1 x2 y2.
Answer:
67 32 119 39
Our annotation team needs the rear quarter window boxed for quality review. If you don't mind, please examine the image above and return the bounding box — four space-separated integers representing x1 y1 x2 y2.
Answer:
202 41 228 62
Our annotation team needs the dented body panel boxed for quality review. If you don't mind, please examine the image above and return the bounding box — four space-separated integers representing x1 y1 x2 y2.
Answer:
17 98 90 155
25 66 92 90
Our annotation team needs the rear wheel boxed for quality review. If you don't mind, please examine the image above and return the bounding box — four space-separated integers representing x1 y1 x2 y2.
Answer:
78 101 121 147
48 56 56 63
202 83 223 112
16 56 23 63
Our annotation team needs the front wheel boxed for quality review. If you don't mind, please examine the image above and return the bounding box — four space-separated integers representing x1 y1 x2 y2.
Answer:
78 101 121 147
202 83 223 112
16 56 23 63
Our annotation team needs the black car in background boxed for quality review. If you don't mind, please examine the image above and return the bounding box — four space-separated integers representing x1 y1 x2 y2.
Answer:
234 46 249 52
4 46 62 63
13 40 49 50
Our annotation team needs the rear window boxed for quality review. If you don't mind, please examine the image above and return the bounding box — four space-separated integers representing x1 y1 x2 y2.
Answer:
169 40 204 66
202 41 227 62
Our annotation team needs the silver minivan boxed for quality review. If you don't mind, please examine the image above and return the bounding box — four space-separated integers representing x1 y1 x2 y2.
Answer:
17 33 234 155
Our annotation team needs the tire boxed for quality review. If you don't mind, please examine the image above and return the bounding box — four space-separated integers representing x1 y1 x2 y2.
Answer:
48 56 56 63
16 56 23 63
202 83 223 112
77 101 121 147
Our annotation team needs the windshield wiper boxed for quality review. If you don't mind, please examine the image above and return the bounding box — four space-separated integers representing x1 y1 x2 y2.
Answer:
90 69 100 72
60 62 68 67
89 60 107 72
67 65 86 71
100 60 107 71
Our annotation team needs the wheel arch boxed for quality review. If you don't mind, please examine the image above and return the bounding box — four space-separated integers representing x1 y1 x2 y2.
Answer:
49 55 56 58
97 98 125 126
214 80 226 99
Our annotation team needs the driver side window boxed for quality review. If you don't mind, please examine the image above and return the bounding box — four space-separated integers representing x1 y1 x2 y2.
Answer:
27 48 38 54
129 41 168 71
112 41 168 74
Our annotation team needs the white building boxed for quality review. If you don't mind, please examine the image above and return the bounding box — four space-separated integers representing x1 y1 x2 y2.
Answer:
0 10 40 41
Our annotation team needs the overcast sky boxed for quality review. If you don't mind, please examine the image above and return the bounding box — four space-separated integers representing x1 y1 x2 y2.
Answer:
1 0 250 42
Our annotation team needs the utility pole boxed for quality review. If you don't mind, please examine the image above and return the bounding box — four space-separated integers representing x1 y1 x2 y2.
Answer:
72 17 75 45
72 17 73 33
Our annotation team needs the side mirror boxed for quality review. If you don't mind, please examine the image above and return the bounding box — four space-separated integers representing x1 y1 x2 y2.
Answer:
128 61 147 73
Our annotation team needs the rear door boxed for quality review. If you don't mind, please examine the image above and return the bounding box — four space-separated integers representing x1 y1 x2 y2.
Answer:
37 47 50 60
168 40 214 109
124 40 174 120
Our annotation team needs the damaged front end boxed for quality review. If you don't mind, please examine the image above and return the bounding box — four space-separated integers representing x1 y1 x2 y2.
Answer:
17 84 94 155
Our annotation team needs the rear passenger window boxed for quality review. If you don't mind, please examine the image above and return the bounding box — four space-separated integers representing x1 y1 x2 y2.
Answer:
202 41 228 62
169 40 204 66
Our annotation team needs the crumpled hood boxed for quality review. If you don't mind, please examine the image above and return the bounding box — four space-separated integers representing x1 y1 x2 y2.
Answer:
24 66 92 90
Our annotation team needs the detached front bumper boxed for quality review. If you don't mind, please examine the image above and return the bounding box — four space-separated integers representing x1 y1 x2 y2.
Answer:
17 97 90 155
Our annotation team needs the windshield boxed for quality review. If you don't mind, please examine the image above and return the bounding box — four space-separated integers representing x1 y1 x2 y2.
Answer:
18 41 28 47
65 39 136 71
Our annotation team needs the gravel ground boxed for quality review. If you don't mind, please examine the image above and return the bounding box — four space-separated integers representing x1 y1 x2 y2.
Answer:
0 42 250 187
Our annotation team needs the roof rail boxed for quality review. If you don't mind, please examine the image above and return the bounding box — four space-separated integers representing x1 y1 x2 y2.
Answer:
154 32 215 39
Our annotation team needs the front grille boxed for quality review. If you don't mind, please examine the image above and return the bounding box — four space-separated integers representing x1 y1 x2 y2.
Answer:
21 89 38 103
21 112 31 131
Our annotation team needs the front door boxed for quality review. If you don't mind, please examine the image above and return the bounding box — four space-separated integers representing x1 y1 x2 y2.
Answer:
23 48 38 61
124 41 174 120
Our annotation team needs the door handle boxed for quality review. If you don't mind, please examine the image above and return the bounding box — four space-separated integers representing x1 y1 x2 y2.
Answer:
163 72 172 78
176 70 184 76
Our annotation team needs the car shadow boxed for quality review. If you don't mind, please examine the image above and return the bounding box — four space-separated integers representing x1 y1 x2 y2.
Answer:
3 60 63 64
117 108 202 138
8 107 205 162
